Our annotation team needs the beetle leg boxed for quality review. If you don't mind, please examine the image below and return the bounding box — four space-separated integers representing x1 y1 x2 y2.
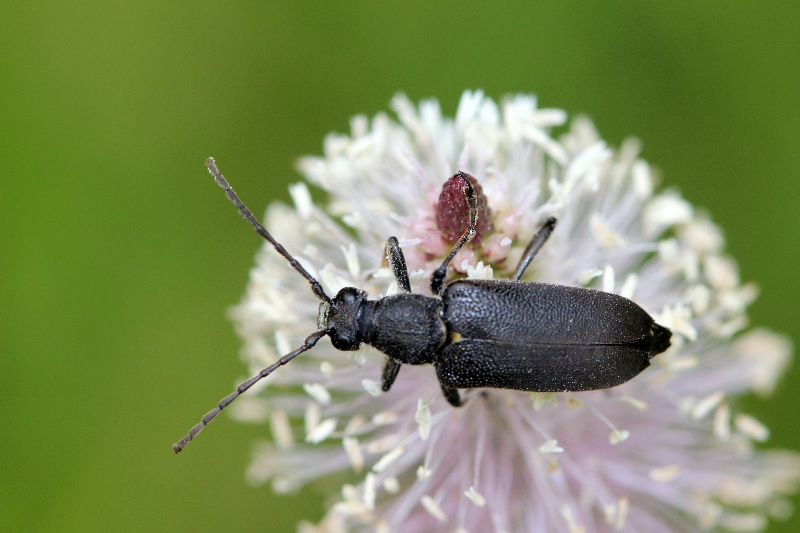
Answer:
511 217 557 281
430 172 478 296
381 358 402 391
385 236 412 293
440 384 463 407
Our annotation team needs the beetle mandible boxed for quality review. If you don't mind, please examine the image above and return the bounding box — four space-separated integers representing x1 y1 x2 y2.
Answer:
173 159 672 453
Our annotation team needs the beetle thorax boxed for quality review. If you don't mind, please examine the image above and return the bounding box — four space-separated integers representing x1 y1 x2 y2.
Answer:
360 293 446 365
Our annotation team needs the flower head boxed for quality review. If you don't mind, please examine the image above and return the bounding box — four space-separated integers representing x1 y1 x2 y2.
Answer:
228 91 800 532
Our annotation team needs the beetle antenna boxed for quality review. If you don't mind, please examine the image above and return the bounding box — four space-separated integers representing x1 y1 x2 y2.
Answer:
205 157 330 303
430 171 477 295
173 329 328 453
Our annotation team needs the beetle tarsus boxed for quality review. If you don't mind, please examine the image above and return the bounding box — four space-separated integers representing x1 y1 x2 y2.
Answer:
441 385 462 407
381 359 402 391
512 217 557 281
385 237 412 293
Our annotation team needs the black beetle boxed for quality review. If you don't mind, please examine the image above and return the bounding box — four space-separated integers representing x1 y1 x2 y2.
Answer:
173 160 671 452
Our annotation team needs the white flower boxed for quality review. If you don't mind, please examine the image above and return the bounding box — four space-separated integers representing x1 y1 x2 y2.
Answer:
223 92 800 532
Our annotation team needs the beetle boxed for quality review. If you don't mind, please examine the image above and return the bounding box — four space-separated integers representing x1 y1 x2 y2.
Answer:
173 159 671 453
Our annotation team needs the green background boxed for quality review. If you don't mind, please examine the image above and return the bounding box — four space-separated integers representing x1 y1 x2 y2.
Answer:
3 2 798 531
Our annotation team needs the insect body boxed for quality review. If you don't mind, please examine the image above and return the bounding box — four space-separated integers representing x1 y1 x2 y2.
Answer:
173 161 671 453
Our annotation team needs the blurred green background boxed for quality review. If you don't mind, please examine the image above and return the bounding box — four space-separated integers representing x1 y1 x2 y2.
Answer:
2 2 798 531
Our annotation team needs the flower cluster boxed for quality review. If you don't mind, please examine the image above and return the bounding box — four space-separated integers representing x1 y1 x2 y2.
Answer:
228 91 800 532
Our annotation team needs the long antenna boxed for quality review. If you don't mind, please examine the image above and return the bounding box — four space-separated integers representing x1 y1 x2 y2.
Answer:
173 329 328 453
205 157 330 303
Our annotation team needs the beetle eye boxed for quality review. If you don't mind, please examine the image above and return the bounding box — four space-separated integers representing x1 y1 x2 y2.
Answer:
335 287 364 306
330 329 358 350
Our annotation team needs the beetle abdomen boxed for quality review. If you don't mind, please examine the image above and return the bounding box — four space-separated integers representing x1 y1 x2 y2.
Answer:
443 280 658 346
438 279 670 392
437 339 652 391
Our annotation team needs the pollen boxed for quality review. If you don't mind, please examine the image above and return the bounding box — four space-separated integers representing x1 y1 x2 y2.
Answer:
372 446 405 473
343 437 364 472
649 464 681 483
415 399 432 441
420 495 448 523
539 439 564 454
464 486 486 507
306 418 337 444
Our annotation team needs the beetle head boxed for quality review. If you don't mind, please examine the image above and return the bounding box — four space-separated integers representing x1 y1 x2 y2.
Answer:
318 287 367 351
